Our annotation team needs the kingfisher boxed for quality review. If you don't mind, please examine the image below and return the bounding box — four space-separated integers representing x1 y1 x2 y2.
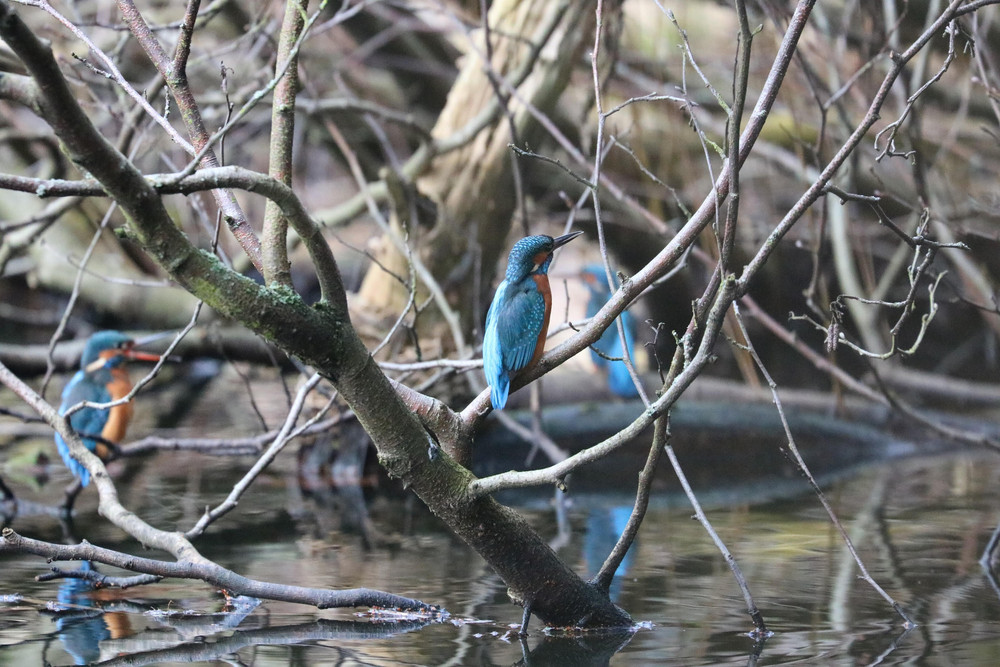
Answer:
55 331 161 486
483 231 583 409
581 265 640 398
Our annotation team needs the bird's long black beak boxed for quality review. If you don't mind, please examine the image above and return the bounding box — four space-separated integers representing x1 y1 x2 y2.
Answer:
552 230 584 248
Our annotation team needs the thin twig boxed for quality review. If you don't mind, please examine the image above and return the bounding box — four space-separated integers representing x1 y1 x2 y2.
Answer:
732 303 914 627
261 0 308 288
186 373 323 538
590 413 665 593
591 0 650 407
662 423 769 638
9 0 195 152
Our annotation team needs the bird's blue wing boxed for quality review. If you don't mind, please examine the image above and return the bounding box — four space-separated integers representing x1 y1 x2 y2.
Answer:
56 371 111 486
484 280 547 409
499 283 546 373
60 372 112 444
483 281 511 409
608 359 640 398
585 271 614 369
583 267 642 397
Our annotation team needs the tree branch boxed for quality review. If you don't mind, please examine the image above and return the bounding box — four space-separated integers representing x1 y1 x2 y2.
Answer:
0 0 631 627
469 275 736 497
0 529 440 611
261 0 308 288
115 0 262 270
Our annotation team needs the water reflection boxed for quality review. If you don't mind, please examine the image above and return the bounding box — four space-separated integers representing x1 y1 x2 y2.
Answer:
584 506 635 601
516 627 638 666
52 563 111 665
4 437 1000 664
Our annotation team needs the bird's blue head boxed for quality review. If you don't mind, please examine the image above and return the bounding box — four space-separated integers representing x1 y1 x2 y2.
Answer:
504 231 583 283
80 331 160 373
81 331 133 366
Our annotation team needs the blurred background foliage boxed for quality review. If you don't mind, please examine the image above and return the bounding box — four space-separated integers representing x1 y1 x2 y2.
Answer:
1 0 998 401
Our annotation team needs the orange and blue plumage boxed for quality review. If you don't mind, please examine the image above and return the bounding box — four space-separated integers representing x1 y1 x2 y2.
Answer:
581 265 640 398
55 331 160 486
483 232 583 409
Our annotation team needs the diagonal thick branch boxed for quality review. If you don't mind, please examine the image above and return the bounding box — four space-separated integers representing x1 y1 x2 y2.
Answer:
0 1 630 627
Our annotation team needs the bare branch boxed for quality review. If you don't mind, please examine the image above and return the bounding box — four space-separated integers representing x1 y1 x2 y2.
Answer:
732 304 914 627
0 529 441 612
261 0 308 288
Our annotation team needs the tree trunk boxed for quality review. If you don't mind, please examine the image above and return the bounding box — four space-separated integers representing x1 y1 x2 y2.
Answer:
358 0 598 337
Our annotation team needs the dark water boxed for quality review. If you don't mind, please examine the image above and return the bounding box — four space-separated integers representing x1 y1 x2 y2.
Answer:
4 419 1000 665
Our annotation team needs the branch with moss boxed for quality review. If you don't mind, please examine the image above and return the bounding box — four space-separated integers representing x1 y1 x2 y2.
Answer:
0 0 631 627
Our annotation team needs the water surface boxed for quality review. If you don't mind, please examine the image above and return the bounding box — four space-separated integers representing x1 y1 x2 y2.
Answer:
3 417 1000 665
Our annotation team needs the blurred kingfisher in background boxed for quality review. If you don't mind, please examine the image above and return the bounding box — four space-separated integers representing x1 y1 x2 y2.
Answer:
483 231 583 409
581 265 640 398
55 331 161 486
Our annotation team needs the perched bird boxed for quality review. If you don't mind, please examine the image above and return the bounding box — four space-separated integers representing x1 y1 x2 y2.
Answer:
483 231 583 409
55 331 161 486
581 265 640 398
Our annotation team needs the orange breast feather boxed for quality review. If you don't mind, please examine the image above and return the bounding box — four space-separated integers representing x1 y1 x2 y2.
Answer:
100 367 135 446
529 273 553 368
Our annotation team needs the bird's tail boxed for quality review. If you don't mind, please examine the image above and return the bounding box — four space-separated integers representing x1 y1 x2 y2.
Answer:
490 375 510 410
